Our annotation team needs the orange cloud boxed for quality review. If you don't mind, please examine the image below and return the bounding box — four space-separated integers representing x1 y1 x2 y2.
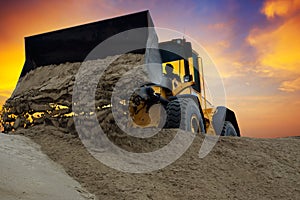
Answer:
279 77 300 92
247 0 300 92
261 0 300 19
247 16 300 72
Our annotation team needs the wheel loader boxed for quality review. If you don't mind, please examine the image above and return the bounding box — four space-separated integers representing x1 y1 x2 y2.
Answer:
128 38 240 136
7 10 240 136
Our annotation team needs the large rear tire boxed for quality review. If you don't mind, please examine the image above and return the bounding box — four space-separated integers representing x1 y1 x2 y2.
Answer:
221 121 238 136
165 98 205 134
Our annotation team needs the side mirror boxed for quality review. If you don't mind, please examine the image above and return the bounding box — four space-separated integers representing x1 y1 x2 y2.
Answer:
184 74 193 82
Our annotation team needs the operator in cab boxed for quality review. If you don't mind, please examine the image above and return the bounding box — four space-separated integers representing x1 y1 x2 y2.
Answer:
165 63 181 88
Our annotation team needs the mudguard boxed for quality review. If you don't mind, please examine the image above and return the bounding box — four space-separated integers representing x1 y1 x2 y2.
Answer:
212 106 240 136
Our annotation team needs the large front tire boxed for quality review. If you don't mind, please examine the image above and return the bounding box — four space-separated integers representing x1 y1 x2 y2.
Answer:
165 98 205 134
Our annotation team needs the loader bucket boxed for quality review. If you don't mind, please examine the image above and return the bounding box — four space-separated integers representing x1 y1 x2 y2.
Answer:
20 10 156 78
2 10 163 132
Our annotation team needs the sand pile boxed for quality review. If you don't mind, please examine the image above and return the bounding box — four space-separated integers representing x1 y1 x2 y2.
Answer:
1 54 145 134
2 53 174 152
14 125 300 199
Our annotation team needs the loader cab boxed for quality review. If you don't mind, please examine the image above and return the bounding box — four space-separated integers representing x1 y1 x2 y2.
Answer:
159 39 201 92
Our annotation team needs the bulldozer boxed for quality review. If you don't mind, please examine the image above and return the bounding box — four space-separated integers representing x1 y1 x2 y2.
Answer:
6 10 239 137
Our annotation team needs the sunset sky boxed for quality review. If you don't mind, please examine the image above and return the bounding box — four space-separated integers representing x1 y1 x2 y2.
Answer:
1 0 300 138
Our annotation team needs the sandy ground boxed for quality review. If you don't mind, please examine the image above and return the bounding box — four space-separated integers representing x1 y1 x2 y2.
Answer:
12 125 300 200
0 133 96 200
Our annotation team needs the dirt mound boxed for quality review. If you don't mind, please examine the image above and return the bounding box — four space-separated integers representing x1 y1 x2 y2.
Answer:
15 125 300 199
2 52 176 153
2 54 147 138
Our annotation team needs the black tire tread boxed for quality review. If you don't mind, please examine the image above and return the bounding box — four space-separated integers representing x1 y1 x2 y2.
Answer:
164 99 181 128
164 98 204 133
221 121 238 136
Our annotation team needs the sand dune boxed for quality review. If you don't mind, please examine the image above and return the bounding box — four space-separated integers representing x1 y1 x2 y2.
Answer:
12 125 300 200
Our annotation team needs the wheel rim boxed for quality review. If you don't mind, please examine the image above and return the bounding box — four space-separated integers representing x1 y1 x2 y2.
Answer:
190 114 200 134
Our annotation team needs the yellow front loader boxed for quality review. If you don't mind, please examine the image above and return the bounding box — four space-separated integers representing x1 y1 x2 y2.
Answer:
128 38 240 136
